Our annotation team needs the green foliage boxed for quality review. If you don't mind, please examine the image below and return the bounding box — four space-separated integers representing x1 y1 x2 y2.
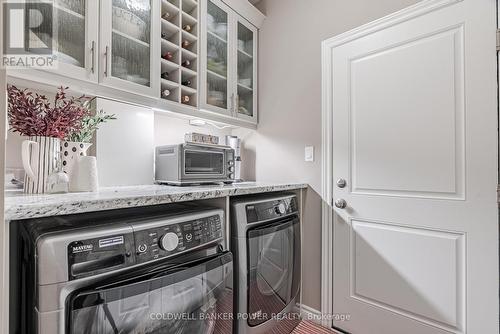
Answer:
67 108 117 143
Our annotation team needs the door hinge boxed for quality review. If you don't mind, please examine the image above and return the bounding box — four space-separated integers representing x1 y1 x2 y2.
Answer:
496 29 500 51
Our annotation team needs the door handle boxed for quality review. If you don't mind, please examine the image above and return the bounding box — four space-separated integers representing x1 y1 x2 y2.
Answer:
104 46 110 77
235 94 240 114
230 93 235 115
334 199 347 209
90 41 96 74
336 178 347 188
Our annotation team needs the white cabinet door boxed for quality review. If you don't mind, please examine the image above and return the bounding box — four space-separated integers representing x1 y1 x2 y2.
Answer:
200 0 234 116
324 0 498 333
99 0 160 97
234 16 257 123
47 0 99 82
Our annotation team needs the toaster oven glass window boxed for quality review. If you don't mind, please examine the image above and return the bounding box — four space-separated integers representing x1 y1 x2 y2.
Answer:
185 151 225 175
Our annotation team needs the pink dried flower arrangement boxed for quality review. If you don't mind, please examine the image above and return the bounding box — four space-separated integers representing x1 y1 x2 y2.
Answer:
7 85 91 139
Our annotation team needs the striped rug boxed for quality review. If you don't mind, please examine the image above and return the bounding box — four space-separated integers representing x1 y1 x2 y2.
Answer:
291 320 340 334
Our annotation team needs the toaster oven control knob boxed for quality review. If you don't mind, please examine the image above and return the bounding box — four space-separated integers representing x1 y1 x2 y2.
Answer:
228 166 235 172
229 173 235 179
160 232 179 252
228 161 234 166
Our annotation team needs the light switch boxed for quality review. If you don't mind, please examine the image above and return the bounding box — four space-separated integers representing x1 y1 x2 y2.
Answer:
305 146 314 162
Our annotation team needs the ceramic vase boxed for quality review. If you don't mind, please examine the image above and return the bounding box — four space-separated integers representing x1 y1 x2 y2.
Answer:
61 141 92 178
21 136 61 194
70 156 99 192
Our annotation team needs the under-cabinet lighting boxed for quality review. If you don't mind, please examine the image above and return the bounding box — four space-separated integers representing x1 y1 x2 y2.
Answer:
189 119 232 130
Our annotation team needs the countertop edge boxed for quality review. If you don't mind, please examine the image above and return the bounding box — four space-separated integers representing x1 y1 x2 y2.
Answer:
5 183 309 221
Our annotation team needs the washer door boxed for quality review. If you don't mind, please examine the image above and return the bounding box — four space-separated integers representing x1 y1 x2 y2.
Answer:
246 216 301 327
67 252 233 334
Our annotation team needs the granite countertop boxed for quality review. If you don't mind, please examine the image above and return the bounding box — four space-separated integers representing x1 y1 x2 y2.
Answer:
4 182 308 221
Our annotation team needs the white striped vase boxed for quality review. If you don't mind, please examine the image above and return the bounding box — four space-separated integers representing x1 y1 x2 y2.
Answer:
21 136 62 194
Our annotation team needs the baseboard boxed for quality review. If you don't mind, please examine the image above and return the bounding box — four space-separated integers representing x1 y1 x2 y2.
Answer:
295 303 323 325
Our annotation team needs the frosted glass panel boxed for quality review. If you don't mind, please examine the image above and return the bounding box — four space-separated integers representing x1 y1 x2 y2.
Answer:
54 0 86 67
111 0 152 87
206 0 228 109
27 1 84 67
237 22 254 117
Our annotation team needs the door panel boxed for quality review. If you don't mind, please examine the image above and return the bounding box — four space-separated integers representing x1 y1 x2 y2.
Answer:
51 0 99 81
235 18 258 123
350 26 464 198
99 0 159 97
351 220 464 329
325 0 498 333
201 0 232 115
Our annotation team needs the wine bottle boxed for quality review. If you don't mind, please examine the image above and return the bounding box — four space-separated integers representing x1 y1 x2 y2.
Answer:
182 40 190 49
182 80 192 86
162 12 171 20
183 24 192 32
162 52 174 61
181 95 190 104
181 60 191 68
161 72 169 80
162 89 171 98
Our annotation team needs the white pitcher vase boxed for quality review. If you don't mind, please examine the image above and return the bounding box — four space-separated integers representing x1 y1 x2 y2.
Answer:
22 136 61 194
61 141 93 178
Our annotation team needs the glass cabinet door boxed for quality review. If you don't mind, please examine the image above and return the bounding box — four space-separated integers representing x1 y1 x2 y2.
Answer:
50 0 99 81
100 0 158 96
236 19 257 121
203 0 230 113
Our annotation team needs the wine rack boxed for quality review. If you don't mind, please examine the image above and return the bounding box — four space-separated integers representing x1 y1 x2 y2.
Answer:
160 0 199 107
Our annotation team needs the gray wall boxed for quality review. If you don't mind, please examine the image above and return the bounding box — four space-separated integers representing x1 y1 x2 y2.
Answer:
234 0 421 311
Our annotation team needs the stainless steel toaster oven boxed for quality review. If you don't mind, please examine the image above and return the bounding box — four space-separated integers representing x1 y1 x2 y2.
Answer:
155 143 236 185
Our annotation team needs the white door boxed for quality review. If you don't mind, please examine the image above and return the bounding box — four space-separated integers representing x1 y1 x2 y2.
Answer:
99 0 160 97
323 0 498 333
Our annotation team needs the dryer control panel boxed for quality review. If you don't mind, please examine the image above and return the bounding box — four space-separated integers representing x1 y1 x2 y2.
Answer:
245 196 298 223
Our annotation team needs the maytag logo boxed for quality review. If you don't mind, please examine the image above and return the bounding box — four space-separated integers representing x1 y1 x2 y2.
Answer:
72 244 93 253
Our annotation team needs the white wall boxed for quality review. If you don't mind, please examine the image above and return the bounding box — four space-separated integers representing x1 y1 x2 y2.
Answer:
235 0 422 311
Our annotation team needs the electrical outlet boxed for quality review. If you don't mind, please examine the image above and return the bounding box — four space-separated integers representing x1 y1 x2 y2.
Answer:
305 146 314 162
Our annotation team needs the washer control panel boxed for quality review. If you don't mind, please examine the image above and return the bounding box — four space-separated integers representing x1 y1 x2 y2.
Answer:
133 214 223 264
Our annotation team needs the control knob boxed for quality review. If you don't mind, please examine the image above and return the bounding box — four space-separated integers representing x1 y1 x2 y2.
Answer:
275 203 286 214
160 232 179 251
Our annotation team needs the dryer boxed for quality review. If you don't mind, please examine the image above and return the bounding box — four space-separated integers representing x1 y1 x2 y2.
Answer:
231 193 301 334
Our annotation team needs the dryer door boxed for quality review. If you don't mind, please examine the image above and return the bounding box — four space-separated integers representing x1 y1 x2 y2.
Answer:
67 252 233 334
246 216 301 327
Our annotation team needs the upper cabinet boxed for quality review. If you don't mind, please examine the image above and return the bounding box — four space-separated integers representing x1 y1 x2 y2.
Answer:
200 0 258 123
99 0 160 97
52 0 99 82
7 0 263 128
202 0 231 114
158 0 200 108
235 18 257 122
